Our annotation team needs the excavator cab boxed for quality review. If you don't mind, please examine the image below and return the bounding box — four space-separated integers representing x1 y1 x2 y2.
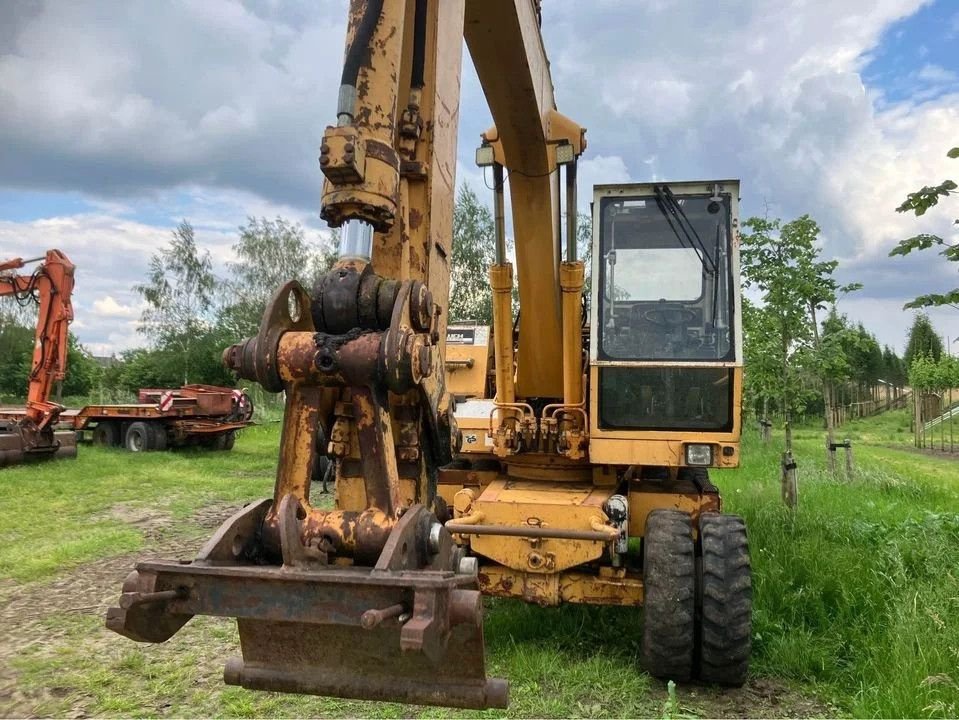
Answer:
589 181 743 469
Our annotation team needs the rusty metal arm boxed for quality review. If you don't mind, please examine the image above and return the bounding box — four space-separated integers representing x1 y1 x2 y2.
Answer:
0 250 75 431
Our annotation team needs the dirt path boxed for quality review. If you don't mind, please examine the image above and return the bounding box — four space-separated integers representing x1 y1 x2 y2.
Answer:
0 503 837 719
0 504 237 718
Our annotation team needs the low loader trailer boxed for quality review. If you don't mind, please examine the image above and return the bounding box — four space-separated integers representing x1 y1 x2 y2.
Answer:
74 385 254 452
1 384 254 459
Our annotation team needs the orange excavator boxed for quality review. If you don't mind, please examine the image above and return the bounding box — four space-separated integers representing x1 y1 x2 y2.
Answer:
0 249 78 466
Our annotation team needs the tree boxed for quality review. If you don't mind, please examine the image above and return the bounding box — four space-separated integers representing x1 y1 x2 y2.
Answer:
448 185 496 324
881 345 906 395
221 217 337 338
903 313 943 368
817 309 858 412
741 216 858 443
889 146 958 309
742 298 780 439
135 220 217 384
741 214 860 502
0 320 34 397
61 334 101 397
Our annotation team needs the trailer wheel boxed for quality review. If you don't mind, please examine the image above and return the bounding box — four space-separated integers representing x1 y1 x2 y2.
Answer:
641 509 696 682
148 422 168 451
696 512 752 686
208 432 232 451
92 422 119 447
125 422 152 452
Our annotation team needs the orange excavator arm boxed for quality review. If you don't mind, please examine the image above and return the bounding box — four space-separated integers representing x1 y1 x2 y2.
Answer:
0 250 76 431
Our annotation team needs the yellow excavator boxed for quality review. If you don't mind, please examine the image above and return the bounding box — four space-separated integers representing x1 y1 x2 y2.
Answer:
107 0 750 708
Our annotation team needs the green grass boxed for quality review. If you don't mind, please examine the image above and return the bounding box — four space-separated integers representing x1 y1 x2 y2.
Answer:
717 426 959 718
0 423 281 582
4 413 959 717
824 407 916 445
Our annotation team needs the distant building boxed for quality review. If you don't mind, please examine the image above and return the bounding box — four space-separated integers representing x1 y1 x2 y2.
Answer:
93 355 119 369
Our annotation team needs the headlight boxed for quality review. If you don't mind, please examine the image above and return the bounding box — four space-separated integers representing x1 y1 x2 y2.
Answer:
685 443 713 466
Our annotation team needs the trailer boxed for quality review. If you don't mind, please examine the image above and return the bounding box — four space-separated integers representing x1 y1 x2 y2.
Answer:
71 384 254 453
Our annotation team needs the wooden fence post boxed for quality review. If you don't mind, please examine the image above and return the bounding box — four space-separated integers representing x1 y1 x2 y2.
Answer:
844 438 854 479
781 451 798 509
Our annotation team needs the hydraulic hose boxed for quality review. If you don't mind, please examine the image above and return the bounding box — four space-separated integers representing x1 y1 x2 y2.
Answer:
337 0 385 124
411 0 428 89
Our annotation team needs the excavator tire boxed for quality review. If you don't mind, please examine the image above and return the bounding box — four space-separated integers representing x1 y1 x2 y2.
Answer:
696 512 751 686
92 422 120 447
641 509 695 682
125 422 152 452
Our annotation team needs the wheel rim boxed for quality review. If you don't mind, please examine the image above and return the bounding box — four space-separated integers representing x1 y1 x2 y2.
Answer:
130 431 143 451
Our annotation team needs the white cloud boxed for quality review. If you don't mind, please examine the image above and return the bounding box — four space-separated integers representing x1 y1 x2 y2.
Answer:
917 63 958 84
91 295 141 319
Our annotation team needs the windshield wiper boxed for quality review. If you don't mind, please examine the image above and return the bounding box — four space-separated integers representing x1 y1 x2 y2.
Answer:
654 185 716 274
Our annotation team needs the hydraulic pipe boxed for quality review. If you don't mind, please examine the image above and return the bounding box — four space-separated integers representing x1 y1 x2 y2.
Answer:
489 161 515 405
444 521 617 542
566 160 578 262
493 163 507 264
490 263 515 405
337 0 385 124
560 260 584 407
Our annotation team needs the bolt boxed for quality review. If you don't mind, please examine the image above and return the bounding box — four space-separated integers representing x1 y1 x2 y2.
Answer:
457 556 478 577
320 156 330 166
427 521 443 554
418 346 432 377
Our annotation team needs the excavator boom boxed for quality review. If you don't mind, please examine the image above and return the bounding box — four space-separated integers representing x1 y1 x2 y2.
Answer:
0 249 78 466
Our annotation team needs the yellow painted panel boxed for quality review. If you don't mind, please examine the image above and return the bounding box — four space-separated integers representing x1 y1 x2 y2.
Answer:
479 564 644 607
468 480 614 573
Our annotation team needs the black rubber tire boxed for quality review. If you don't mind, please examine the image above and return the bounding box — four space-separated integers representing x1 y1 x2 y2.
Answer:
697 512 752 686
125 422 152 452
148 422 168 451
221 430 236 451
208 432 231 451
92 422 119 447
641 509 696 682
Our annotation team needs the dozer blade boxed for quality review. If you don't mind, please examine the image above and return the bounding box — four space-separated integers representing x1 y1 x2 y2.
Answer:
106 499 508 710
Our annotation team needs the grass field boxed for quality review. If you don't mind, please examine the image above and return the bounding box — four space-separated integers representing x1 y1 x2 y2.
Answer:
1 414 958 718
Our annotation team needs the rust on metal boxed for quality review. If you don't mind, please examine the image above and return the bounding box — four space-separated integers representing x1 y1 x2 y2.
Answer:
445 522 615 543
107 505 508 709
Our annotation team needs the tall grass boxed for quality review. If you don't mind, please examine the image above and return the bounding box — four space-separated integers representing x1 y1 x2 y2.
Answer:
718 429 959 717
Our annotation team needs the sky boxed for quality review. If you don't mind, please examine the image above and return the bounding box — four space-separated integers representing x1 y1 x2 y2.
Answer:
1 0 957 356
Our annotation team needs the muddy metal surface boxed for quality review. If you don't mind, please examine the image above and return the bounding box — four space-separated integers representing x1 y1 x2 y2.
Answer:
0 503 837 719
